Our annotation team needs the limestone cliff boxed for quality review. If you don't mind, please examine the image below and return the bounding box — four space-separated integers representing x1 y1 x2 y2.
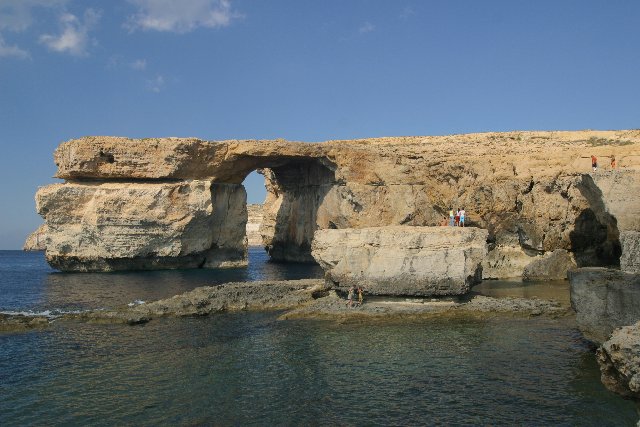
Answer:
36 181 247 271
23 223 47 251
246 204 263 247
36 130 640 275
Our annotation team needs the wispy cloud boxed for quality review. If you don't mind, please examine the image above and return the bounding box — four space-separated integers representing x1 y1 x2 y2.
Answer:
146 74 164 92
126 0 240 33
400 6 415 19
358 21 375 34
0 34 30 59
39 8 100 56
130 58 147 70
0 0 68 60
0 0 68 32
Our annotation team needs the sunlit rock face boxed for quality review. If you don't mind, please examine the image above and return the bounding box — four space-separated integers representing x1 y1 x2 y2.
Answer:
38 130 640 274
312 226 488 296
36 181 247 272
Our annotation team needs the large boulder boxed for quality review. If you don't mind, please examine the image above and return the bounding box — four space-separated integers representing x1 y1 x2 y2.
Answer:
597 321 640 401
311 226 488 296
522 249 576 281
569 268 640 344
36 181 247 271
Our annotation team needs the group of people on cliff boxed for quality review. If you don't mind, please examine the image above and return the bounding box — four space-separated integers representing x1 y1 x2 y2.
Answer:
591 154 617 172
439 208 466 227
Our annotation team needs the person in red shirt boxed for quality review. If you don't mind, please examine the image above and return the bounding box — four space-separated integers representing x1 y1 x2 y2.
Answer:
591 155 598 172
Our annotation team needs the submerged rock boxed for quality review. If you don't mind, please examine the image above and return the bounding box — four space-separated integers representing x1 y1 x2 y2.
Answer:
597 321 640 401
311 226 488 296
0 313 49 332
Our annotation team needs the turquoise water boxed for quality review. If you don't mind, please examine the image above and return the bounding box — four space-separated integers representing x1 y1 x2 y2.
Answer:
0 251 637 425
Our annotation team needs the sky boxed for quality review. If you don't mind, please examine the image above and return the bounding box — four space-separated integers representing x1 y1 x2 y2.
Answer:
1 0 639 249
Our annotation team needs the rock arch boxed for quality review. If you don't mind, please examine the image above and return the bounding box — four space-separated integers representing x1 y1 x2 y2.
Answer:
35 131 640 275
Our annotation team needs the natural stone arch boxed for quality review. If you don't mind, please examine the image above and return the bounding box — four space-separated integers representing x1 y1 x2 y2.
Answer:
231 156 337 263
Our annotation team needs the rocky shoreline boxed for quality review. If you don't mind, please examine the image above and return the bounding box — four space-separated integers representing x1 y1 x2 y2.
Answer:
0 279 571 332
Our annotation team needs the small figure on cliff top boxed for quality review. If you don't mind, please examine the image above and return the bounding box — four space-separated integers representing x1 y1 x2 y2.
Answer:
459 208 466 227
610 155 616 169
591 155 598 172
449 208 455 226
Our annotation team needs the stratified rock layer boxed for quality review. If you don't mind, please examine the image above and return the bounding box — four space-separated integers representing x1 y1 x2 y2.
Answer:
597 321 640 401
36 181 247 271
569 268 640 344
311 226 488 296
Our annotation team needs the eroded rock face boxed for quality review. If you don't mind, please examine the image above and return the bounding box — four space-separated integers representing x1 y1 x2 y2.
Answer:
597 321 640 401
569 268 640 344
311 226 488 296
36 181 247 271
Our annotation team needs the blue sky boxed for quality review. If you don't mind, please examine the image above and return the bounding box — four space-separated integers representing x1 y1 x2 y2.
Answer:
1 0 639 249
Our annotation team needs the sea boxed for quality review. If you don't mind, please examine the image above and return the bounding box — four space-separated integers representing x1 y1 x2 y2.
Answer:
0 249 638 426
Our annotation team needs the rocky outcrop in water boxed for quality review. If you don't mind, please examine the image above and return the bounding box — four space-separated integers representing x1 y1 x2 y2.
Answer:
36 181 247 271
569 168 640 343
0 313 49 332
36 131 640 274
569 268 640 344
597 321 640 401
23 224 47 251
312 226 488 296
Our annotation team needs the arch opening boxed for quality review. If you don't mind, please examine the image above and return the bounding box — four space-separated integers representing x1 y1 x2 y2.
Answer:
239 157 337 264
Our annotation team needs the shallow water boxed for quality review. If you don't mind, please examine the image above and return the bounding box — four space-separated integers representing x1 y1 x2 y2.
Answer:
0 251 637 425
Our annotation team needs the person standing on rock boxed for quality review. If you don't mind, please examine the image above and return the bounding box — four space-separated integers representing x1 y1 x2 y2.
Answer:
455 209 460 227
459 208 466 227
449 208 455 226
610 155 616 169
357 286 364 306
346 286 355 308
591 155 598 172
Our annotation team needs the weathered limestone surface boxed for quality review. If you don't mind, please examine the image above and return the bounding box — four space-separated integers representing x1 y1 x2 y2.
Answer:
23 223 47 251
38 130 640 273
569 268 640 344
597 321 640 401
36 181 247 271
311 226 488 296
